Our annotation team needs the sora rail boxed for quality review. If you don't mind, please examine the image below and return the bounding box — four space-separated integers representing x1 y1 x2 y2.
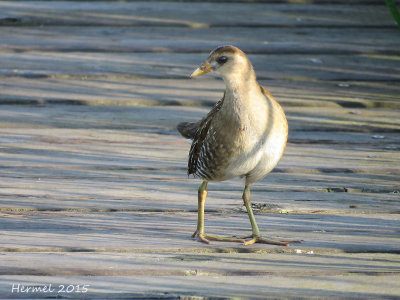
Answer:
177 46 299 246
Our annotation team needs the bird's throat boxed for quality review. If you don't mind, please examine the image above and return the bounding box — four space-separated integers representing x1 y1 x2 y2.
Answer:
223 72 258 108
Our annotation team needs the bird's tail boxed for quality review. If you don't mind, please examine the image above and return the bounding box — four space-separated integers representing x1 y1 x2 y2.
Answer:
176 121 200 140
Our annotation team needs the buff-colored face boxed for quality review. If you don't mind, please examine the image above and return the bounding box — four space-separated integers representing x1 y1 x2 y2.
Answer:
190 46 247 79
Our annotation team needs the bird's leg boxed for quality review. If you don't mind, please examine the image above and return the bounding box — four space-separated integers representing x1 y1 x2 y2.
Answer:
192 181 209 243
192 181 244 244
242 185 300 246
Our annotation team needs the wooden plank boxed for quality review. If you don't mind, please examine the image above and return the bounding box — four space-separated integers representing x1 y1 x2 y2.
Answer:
1 78 400 108
0 103 398 215
1 26 399 55
0 1 395 27
1 273 399 299
0 161 399 212
0 103 399 134
1 187 399 214
0 103 399 139
0 126 397 182
1 252 399 276
0 150 399 212
1 1 398 298
2 251 400 276
0 210 399 253
1 52 400 81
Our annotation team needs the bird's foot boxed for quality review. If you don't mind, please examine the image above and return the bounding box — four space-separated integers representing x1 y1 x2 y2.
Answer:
192 231 245 244
242 234 302 246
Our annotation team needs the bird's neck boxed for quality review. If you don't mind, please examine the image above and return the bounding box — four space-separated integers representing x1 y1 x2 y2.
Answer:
223 68 258 105
219 68 264 131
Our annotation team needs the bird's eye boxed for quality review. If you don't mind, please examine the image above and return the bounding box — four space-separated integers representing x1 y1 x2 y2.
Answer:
217 56 228 64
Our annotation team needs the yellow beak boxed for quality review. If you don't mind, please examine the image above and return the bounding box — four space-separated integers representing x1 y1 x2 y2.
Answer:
190 61 212 77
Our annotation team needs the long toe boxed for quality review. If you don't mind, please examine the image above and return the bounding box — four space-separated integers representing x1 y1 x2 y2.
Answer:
244 236 302 246
192 232 244 244
192 231 211 244
198 234 211 244
204 234 245 243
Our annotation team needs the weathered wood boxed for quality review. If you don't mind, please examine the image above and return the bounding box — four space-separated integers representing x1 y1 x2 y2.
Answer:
0 105 398 215
0 1 395 27
0 0 399 298
0 210 399 253
1 187 399 214
1 78 400 108
2 251 400 277
1 52 399 81
0 103 399 133
1 26 399 55
1 273 399 299
1 163 399 212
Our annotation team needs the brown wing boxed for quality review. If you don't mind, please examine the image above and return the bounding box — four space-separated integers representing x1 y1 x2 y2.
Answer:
187 94 225 176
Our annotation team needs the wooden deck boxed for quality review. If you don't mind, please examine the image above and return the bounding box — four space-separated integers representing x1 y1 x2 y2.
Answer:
0 1 399 299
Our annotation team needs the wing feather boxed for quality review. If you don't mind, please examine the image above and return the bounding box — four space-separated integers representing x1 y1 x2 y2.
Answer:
187 94 225 176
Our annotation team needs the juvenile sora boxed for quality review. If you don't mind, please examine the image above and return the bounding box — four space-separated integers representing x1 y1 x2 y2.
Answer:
177 46 298 246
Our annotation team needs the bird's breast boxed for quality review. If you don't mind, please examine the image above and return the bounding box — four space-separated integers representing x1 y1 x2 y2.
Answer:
212 91 287 181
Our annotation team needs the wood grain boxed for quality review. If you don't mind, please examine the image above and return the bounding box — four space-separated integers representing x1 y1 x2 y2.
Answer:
0 1 399 299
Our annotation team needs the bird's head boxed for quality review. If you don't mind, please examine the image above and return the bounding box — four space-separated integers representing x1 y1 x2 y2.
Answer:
190 45 254 84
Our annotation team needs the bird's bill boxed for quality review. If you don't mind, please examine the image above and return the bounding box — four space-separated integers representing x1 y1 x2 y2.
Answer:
190 61 212 77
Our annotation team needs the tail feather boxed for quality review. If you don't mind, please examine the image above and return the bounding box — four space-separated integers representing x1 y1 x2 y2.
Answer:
177 121 200 140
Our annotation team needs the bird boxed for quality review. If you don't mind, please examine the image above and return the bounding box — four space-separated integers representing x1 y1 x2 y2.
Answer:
177 45 299 246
